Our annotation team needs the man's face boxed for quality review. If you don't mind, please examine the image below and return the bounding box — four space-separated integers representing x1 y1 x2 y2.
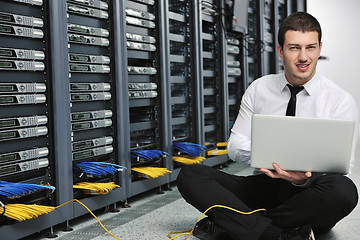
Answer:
277 30 322 86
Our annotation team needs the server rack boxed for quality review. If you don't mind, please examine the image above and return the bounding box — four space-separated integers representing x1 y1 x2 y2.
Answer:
166 0 199 181
260 0 276 75
199 0 229 167
0 0 51 221
226 35 246 132
124 0 170 197
0 1 70 239
274 0 287 72
66 0 127 218
246 0 262 86
252 0 304 77
0 0 51 201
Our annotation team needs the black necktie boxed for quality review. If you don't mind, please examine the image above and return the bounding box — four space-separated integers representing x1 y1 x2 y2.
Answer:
286 84 304 116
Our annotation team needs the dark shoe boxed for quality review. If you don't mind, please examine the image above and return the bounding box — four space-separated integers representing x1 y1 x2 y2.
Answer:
193 217 232 240
279 225 315 240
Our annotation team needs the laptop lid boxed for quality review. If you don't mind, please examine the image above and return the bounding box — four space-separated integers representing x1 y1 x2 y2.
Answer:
250 114 355 174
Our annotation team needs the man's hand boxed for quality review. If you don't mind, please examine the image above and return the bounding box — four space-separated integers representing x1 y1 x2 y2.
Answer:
258 163 312 185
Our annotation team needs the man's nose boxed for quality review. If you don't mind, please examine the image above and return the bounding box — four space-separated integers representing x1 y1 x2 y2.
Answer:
298 48 308 62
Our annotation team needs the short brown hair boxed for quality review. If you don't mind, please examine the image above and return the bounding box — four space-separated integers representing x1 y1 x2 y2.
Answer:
278 12 322 49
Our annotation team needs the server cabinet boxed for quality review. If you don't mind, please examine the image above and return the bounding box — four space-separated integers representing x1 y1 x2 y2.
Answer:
166 0 198 180
246 0 262 86
198 0 229 166
66 0 126 218
226 35 246 131
124 0 170 198
0 1 71 239
261 0 276 75
0 0 53 221
253 0 306 77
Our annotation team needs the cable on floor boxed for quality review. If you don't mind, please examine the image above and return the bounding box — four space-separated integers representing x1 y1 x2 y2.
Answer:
1 194 265 240
56 199 122 240
167 205 266 240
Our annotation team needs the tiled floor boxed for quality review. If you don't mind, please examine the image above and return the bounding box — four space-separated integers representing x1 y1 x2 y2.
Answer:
28 139 360 240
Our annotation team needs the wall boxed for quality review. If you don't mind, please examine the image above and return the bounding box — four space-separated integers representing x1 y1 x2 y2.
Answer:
307 0 360 114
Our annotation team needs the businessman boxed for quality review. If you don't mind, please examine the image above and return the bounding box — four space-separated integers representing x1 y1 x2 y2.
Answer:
177 12 359 240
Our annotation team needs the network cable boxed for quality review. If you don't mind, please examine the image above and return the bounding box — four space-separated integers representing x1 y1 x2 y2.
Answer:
168 205 266 240
73 162 127 178
0 181 55 199
131 166 172 179
73 182 119 195
1 198 266 240
173 142 206 157
131 149 168 162
205 142 228 156
173 155 205 165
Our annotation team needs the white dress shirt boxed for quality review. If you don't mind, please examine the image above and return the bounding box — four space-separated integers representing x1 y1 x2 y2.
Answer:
228 72 359 174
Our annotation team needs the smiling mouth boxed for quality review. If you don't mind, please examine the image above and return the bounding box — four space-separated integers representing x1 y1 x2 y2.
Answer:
296 64 310 71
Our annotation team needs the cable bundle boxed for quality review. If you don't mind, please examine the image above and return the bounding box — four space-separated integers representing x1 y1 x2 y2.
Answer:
0 181 55 199
173 142 206 157
216 142 227 148
73 162 127 178
131 150 168 161
172 155 206 165
73 182 120 195
3 203 55 222
131 167 172 179
206 148 228 156
205 142 228 156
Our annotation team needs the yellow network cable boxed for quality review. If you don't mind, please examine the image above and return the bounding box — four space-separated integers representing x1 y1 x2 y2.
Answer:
2 182 120 221
56 199 122 240
206 149 228 156
168 205 266 240
73 182 120 195
131 167 172 179
1 199 266 240
173 155 205 164
3 204 55 222
216 142 227 148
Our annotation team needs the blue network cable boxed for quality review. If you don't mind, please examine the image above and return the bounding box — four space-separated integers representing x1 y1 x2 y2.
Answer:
131 150 169 161
0 181 55 198
73 162 127 178
173 142 206 156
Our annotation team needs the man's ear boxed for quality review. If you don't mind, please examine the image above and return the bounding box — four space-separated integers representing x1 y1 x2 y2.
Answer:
277 44 283 59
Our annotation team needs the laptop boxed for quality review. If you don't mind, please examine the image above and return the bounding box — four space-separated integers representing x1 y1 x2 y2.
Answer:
250 114 355 174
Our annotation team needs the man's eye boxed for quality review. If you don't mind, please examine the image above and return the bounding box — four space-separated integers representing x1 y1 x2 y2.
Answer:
290 47 298 50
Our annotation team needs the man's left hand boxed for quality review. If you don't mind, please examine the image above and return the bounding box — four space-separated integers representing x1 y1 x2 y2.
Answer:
258 163 312 185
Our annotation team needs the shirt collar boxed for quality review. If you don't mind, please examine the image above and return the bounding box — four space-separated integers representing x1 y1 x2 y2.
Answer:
280 71 320 96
